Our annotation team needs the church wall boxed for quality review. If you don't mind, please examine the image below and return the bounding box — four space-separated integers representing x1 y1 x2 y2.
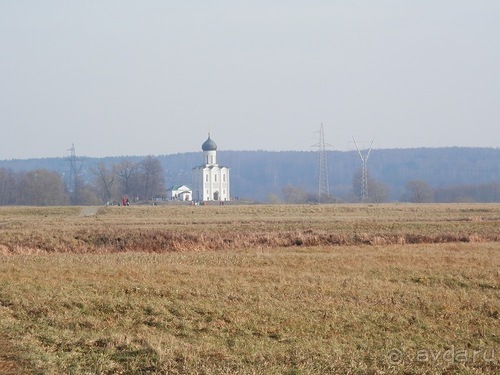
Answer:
192 166 230 201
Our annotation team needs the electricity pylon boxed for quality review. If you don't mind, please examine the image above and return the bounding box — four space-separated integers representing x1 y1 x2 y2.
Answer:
353 137 374 202
312 124 330 203
66 144 85 204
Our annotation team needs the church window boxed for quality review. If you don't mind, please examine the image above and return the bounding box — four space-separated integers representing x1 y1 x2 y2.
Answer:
205 174 208 182
223 174 226 182
215 174 217 182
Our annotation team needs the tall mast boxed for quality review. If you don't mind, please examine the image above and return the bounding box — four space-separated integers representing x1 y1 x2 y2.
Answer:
353 137 374 202
313 124 330 203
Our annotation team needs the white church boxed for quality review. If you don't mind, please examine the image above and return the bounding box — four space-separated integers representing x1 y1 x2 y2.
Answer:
192 133 230 202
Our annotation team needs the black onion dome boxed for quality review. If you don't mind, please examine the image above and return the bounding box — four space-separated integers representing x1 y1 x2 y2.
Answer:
202 134 217 151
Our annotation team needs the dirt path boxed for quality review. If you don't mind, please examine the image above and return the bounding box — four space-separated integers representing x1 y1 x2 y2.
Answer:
79 206 100 217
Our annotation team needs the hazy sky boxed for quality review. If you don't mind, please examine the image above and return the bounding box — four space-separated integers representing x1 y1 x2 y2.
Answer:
1 1 499 160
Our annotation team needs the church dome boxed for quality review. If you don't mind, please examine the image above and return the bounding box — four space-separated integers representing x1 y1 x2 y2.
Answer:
202 134 217 151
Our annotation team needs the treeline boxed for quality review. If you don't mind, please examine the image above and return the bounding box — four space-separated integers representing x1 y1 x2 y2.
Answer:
434 182 500 203
0 147 499 205
277 179 500 204
214 148 500 202
0 156 165 206
0 169 69 206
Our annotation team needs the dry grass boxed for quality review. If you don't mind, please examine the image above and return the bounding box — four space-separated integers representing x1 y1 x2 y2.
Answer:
0 204 499 373
0 204 499 254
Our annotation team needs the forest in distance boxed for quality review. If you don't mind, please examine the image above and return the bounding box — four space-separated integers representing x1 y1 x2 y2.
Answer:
0 147 499 205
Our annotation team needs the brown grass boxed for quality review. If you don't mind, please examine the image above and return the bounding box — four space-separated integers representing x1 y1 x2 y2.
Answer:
0 204 499 254
0 204 499 373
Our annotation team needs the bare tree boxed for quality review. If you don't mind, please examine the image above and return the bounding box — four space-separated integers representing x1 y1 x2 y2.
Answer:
0 168 17 205
369 180 391 203
282 185 317 204
140 156 165 201
114 160 140 198
90 162 116 203
18 169 69 206
403 180 434 203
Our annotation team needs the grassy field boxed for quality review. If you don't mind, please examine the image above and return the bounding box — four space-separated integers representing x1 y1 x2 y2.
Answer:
0 204 499 374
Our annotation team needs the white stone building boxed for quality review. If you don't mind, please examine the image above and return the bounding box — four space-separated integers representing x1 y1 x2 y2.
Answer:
192 134 230 202
167 185 192 201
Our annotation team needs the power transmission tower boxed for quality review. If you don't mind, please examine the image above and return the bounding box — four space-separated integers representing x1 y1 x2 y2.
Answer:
65 144 85 204
312 124 330 203
353 137 374 203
